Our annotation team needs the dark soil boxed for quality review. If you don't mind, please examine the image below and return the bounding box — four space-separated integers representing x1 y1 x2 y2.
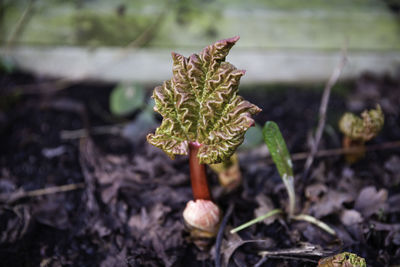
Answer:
0 71 399 267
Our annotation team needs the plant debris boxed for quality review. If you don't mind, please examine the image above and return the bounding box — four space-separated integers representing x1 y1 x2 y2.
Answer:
0 72 399 266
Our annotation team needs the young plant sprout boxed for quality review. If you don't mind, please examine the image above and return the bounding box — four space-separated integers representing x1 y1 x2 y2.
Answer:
318 252 366 267
231 121 335 236
147 36 261 249
263 121 295 216
339 104 384 163
209 153 242 192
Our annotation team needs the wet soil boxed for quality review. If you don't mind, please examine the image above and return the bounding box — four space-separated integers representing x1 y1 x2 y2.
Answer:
0 71 399 266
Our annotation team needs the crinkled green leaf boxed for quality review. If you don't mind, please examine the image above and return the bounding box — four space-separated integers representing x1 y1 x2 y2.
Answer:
147 36 261 164
339 104 384 141
318 252 366 267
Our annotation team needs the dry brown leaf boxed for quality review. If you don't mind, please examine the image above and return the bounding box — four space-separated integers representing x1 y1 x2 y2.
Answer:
254 194 277 226
354 186 388 218
384 155 400 187
310 190 354 218
305 183 328 202
221 233 275 267
340 209 363 226
387 194 400 213
33 195 70 230
0 205 31 244
128 203 184 267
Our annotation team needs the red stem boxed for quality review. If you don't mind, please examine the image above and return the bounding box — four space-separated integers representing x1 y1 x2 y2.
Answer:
189 142 211 200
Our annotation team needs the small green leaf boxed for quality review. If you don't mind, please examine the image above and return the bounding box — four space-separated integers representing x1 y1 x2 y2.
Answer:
240 123 264 150
110 83 145 116
262 121 293 178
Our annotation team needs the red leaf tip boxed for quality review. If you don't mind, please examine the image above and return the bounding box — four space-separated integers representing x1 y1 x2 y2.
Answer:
225 36 240 43
215 36 240 47
171 51 183 59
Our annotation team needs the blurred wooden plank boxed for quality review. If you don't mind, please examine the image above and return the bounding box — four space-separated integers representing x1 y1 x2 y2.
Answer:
2 0 399 83
4 46 399 84
2 0 400 51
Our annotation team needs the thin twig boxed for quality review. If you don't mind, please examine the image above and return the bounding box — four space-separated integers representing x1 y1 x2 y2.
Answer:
215 202 234 267
118 8 167 55
259 243 331 258
302 47 348 181
4 0 35 54
254 256 268 267
258 255 318 264
292 213 336 236
0 183 85 204
224 239 277 266
230 209 283 234
61 124 125 140
264 140 400 164
4 78 78 95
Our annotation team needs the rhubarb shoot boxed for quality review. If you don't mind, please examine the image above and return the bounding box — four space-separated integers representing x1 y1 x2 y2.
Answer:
146 36 261 248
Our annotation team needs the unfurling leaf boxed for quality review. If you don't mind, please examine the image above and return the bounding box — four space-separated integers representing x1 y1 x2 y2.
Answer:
147 36 261 164
339 104 384 142
262 121 293 178
318 252 366 267
262 121 295 215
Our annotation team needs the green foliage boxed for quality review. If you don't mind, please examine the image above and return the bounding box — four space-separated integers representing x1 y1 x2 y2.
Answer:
240 123 264 150
262 121 293 178
74 11 158 46
147 36 261 164
0 57 15 74
263 121 295 216
110 83 145 116
318 252 366 267
232 121 336 234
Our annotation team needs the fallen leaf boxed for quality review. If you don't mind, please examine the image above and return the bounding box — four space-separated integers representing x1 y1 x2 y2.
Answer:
340 209 363 226
0 205 31 244
0 178 16 194
128 203 184 267
33 196 70 230
354 186 388 218
310 190 353 218
221 233 274 267
387 194 400 213
338 167 363 197
100 247 127 267
305 183 328 202
384 155 400 187
254 194 277 225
